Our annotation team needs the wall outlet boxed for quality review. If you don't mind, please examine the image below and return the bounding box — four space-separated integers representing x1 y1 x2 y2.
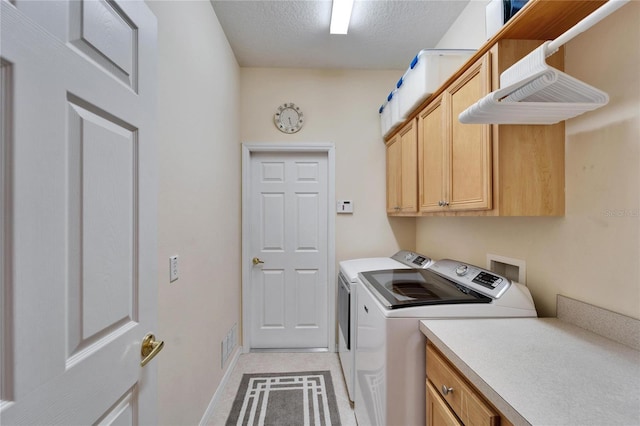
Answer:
169 255 179 282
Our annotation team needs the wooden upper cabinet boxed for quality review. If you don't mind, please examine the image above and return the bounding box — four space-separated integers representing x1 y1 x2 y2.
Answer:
400 120 418 212
446 54 492 211
386 135 402 214
418 95 445 212
387 0 584 216
383 0 599 218
418 54 492 214
387 119 417 215
414 40 565 217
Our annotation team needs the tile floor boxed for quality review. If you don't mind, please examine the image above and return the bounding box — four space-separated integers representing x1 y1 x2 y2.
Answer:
207 352 357 425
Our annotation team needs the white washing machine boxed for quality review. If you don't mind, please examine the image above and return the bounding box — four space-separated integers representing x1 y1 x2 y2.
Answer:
354 258 538 426
337 251 433 402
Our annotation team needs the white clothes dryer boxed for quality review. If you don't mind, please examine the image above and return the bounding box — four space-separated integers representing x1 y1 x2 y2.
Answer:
337 251 433 402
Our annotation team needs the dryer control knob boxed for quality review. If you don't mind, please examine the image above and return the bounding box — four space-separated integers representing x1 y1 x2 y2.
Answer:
456 265 469 276
405 252 413 261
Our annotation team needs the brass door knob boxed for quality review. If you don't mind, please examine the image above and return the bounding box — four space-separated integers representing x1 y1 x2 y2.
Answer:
252 257 264 265
140 333 164 367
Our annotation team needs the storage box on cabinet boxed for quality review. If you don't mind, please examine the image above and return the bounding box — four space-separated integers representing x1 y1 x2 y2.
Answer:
386 119 418 215
398 49 475 119
380 89 404 138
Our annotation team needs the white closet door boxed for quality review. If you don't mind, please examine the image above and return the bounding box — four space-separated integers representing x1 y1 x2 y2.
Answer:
249 151 329 349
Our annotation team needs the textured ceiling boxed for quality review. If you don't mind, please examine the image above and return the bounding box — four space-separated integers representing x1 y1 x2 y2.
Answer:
210 0 471 70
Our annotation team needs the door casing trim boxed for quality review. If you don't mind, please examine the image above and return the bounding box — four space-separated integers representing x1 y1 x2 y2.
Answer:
241 142 336 353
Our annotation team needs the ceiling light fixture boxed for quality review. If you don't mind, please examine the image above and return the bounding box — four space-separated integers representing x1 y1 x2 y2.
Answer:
330 0 354 34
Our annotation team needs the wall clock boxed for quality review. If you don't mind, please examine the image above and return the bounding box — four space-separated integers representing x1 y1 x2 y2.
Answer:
274 103 304 133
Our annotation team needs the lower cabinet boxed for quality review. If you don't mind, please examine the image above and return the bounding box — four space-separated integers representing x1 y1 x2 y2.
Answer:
427 380 463 426
426 342 511 426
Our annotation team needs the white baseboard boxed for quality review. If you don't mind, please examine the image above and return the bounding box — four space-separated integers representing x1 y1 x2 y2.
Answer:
199 345 243 426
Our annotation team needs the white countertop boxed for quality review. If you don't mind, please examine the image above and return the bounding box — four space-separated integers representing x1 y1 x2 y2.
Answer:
419 317 640 426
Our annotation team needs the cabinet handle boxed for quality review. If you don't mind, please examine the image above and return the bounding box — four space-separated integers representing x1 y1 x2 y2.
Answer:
443 201 450 207
438 201 444 206
441 385 454 395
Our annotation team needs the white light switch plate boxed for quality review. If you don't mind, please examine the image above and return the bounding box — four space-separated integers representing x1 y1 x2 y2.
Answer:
170 255 179 282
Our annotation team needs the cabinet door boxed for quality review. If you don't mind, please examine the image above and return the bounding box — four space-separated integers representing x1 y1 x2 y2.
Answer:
447 54 492 211
386 135 402 213
428 343 501 426
427 380 463 426
386 119 417 214
418 95 446 212
399 119 418 213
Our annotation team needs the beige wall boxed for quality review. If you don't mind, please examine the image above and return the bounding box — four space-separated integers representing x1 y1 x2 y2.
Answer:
417 3 640 318
436 0 490 49
240 68 416 263
147 2 241 425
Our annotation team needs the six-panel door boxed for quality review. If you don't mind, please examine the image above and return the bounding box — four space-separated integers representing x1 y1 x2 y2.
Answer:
1 1 158 424
249 151 329 349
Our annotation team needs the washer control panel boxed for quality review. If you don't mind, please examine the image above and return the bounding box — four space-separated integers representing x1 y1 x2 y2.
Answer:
429 259 510 299
391 250 433 269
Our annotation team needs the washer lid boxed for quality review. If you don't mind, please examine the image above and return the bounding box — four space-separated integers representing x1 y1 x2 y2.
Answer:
339 257 408 282
359 268 491 309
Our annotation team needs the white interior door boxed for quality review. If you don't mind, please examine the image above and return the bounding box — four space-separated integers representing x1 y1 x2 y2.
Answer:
247 149 331 349
1 1 158 424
